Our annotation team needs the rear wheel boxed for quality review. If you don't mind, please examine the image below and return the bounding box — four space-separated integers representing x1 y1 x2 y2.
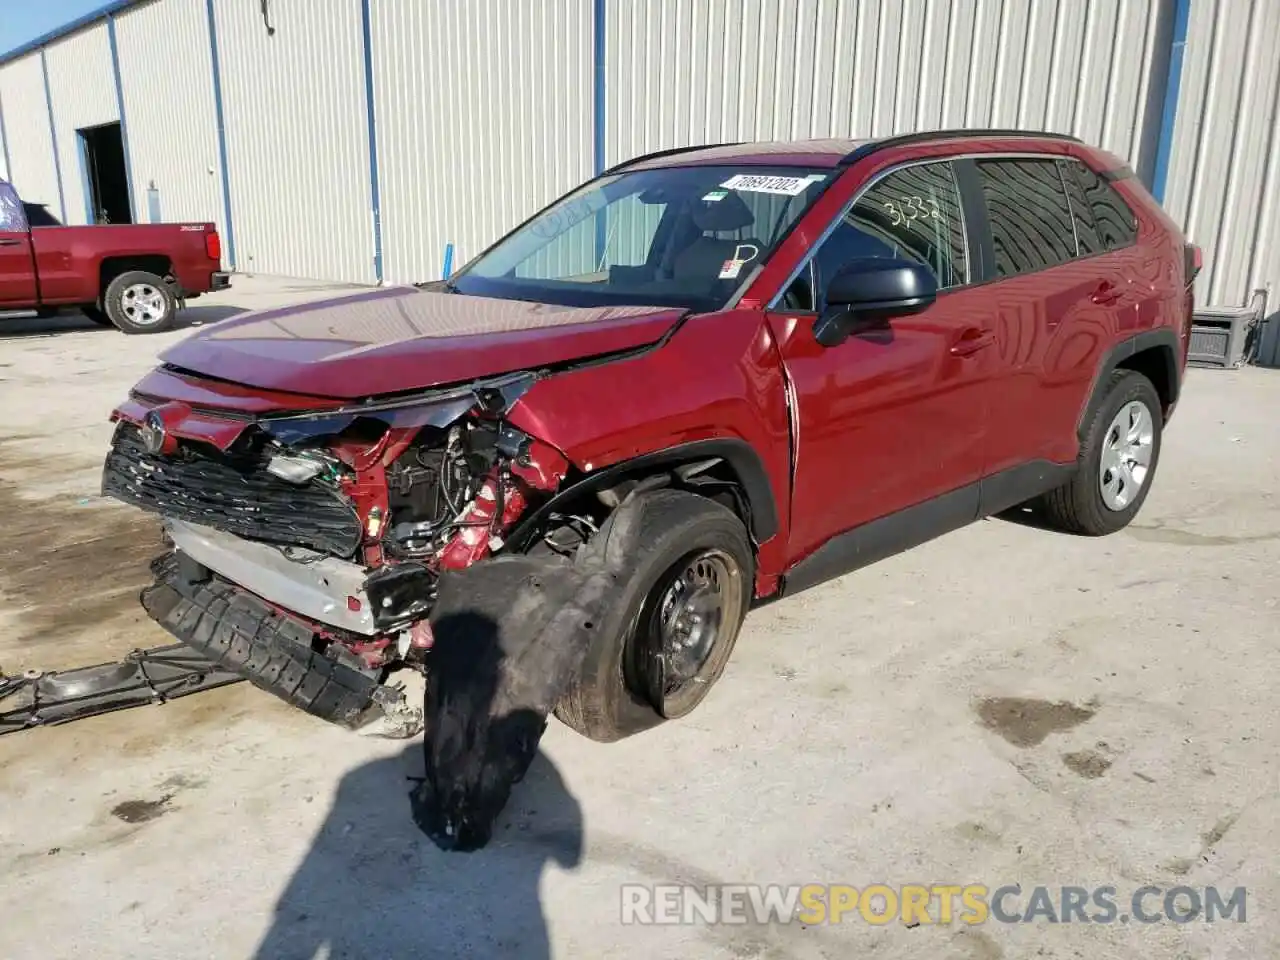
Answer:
554 490 754 742
103 270 177 334
1041 370 1162 535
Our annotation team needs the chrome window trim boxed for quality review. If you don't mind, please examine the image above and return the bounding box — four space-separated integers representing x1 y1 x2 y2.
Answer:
763 150 1068 310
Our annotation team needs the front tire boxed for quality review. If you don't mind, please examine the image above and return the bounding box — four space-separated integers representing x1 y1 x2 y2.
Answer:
1041 370 1163 536
554 490 754 742
103 271 177 334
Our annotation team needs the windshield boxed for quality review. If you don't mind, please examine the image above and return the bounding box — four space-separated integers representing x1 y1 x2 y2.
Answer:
451 165 833 311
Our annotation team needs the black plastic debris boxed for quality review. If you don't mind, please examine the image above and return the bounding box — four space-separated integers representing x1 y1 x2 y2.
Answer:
411 539 626 852
0 644 243 736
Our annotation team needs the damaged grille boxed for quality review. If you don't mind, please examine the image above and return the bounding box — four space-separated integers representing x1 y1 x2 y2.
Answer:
102 425 362 558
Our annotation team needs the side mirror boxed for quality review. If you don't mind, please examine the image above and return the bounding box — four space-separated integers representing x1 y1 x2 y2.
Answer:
813 258 938 347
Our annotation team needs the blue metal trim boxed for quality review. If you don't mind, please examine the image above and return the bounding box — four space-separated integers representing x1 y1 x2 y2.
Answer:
1151 0 1191 204
592 0 606 175
442 243 454 280
1 0 146 66
106 16 137 223
205 0 237 269
360 0 384 284
77 132 95 223
0 90 12 181
39 49 68 223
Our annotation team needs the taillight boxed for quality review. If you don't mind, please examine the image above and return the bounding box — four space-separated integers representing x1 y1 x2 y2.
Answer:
1184 243 1202 287
206 231 222 262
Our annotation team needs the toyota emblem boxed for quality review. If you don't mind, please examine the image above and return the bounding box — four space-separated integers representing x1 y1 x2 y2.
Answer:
141 411 167 455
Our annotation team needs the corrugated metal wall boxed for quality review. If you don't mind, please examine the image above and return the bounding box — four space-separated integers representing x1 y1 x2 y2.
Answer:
0 99 9 180
0 53 62 214
370 0 594 285
604 0 1170 178
43 24 118 225
115 0 224 232
1163 0 1280 328
211 0 375 284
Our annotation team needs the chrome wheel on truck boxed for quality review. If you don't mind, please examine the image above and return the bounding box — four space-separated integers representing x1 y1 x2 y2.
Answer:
103 270 178 334
120 283 169 327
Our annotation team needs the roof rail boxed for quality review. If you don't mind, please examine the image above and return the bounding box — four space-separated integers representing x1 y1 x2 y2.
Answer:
838 128 1084 166
602 142 743 175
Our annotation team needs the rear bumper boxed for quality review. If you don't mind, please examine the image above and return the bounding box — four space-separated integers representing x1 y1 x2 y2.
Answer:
211 272 232 292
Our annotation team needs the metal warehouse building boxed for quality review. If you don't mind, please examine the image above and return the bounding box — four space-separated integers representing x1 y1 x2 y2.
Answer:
0 0 1277 358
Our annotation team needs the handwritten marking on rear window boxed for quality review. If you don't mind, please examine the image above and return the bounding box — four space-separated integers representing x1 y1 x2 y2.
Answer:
720 174 824 196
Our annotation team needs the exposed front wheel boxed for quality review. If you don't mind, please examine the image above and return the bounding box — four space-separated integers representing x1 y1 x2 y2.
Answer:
554 490 754 742
104 270 177 334
1041 370 1163 535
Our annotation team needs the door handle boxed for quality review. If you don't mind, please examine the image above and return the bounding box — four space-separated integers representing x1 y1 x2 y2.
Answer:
950 328 995 357
1091 281 1121 305
0 239 22 247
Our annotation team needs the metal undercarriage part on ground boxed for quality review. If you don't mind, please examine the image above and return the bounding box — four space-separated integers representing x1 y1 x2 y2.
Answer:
0 644 243 736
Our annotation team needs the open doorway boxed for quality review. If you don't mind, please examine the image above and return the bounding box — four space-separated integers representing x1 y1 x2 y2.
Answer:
78 122 132 225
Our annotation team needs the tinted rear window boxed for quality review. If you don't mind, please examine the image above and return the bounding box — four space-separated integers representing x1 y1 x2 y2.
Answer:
976 159 1077 277
1058 160 1104 257
1072 161 1138 250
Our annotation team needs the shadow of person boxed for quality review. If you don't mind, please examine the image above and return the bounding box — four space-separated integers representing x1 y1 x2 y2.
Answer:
254 557 615 960
252 743 583 960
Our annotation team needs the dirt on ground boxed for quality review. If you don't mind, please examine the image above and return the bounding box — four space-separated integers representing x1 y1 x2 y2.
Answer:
0 443 168 672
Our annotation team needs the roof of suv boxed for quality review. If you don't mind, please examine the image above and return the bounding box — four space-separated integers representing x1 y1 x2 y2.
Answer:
614 128 1088 173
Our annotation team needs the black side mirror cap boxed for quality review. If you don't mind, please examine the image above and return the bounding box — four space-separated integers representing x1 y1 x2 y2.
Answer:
814 258 938 347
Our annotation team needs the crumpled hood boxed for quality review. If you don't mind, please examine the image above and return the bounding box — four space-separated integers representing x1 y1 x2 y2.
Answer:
160 286 685 399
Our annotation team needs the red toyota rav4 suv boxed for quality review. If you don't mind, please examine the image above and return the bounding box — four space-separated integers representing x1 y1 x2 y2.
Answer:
103 130 1196 743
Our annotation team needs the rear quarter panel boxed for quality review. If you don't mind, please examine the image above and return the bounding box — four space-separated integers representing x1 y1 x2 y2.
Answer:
29 223 218 303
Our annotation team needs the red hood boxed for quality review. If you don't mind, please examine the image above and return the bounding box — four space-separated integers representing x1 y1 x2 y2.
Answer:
160 286 685 399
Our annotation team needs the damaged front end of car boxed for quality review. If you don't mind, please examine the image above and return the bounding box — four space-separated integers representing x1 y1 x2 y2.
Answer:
99 368 585 732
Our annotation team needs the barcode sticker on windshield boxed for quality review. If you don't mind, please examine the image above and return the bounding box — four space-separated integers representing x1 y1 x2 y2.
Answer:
720 173 824 196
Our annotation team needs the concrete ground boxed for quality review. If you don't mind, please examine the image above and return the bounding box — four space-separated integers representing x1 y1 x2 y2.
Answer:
0 275 1275 960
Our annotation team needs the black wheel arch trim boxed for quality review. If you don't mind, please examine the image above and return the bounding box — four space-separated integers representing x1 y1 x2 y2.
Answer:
505 438 780 551
1077 328 1181 441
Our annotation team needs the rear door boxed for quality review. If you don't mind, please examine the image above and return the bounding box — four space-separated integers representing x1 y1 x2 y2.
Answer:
0 183 38 306
970 156 1118 475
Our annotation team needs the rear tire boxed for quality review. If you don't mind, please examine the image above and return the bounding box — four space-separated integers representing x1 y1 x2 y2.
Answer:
554 490 754 742
103 270 177 334
1041 370 1162 536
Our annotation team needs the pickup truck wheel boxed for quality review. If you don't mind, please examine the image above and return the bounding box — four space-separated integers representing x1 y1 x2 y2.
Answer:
1041 370 1163 536
104 271 176 334
81 305 113 326
554 490 753 742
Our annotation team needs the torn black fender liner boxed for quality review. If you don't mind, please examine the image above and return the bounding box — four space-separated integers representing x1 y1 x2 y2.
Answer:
142 553 392 728
0 645 242 736
411 532 633 851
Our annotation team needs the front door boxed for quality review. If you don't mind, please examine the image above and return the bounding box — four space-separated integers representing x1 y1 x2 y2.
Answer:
0 183 37 306
765 159 998 576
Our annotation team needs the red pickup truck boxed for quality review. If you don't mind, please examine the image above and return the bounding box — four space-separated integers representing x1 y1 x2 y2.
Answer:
0 178 229 333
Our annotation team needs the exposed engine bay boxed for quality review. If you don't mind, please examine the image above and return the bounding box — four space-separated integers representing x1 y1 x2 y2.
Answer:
100 370 592 679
